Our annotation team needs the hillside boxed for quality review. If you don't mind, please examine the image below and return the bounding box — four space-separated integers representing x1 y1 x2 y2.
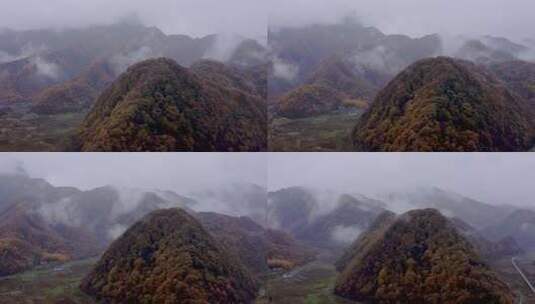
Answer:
294 194 385 249
31 60 116 114
76 58 267 152
384 188 514 229
197 212 314 273
0 202 100 276
490 60 535 103
0 173 197 276
80 208 258 303
353 57 535 151
335 209 515 303
483 209 535 249
276 56 376 118
267 187 318 235
268 20 441 100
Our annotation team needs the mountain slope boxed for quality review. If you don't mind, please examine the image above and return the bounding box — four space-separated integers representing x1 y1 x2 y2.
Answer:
353 57 535 151
384 188 513 229
483 209 535 249
268 20 441 99
76 58 267 151
267 187 318 235
31 60 116 114
335 209 515 303
0 202 100 276
294 194 385 249
490 60 535 103
276 56 376 118
197 212 314 274
80 208 258 304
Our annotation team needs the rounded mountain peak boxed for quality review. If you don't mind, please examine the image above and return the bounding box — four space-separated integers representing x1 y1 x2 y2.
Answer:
77 57 266 152
335 208 515 303
80 208 258 304
353 56 535 151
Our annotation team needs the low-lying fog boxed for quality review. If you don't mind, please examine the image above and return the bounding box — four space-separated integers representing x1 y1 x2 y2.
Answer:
1 153 534 247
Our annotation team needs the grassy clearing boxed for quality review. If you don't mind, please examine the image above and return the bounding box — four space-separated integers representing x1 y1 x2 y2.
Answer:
0 105 86 151
0 258 98 304
256 262 358 304
269 111 362 152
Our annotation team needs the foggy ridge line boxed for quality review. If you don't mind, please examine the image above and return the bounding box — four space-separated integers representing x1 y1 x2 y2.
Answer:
512 257 535 294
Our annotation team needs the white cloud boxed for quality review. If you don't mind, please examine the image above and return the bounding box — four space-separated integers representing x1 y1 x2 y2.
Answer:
272 56 299 81
331 225 362 244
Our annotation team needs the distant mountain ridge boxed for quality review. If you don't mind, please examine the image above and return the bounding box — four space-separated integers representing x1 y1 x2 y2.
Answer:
0 22 266 115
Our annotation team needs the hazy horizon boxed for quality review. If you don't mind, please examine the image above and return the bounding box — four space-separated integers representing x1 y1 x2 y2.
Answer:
1 153 534 210
0 153 268 193
0 0 268 40
269 0 535 42
268 153 535 209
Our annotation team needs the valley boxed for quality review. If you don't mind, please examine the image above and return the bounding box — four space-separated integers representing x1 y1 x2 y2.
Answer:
0 22 268 152
267 20 535 152
0 258 97 304
0 170 534 303
269 111 362 152
0 103 85 151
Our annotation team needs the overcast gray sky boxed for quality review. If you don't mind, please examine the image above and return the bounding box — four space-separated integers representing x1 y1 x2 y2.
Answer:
270 0 535 41
0 153 267 193
2 1 532 42
0 0 268 40
1 153 534 208
268 153 535 208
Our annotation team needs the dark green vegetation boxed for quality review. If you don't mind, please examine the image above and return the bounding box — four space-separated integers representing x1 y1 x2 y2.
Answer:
335 209 515 304
353 57 535 151
81 208 259 304
76 58 267 152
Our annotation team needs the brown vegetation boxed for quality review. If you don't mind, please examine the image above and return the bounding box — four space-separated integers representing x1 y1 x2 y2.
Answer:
353 57 535 151
77 58 267 151
80 208 258 304
335 209 515 304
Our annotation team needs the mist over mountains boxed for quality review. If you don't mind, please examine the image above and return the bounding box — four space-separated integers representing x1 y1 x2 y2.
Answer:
268 7 535 151
0 152 534 302
1 160 533 274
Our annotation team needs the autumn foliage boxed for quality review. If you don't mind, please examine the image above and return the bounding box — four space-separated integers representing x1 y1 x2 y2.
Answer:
352 57 535 151
80 208 258 304
335 209 515 304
